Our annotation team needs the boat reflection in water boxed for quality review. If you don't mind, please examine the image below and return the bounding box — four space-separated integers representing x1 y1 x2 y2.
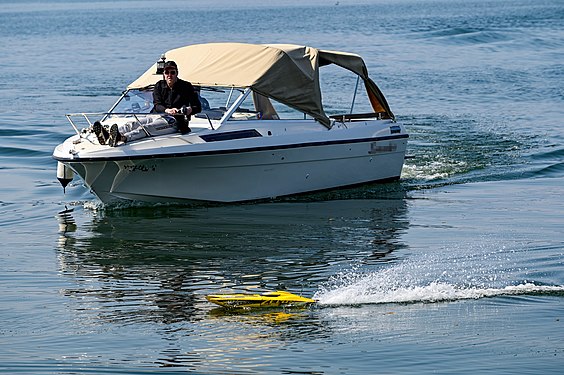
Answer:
56 195 407 306
54 193 408 367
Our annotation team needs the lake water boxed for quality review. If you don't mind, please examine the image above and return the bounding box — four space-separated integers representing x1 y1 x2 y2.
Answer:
0 0 563 373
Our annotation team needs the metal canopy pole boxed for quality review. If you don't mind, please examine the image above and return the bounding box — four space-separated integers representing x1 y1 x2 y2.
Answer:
349 75 360 115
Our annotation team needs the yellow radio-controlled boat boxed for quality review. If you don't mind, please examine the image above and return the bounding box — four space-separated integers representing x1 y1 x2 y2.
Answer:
206 290 316 309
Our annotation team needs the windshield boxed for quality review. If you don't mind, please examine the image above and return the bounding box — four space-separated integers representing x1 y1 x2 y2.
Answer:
111 89 154 114
109 88 214 115
108 86 305 122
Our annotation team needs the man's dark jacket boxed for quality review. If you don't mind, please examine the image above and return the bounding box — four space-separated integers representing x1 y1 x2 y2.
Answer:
152 78 202 133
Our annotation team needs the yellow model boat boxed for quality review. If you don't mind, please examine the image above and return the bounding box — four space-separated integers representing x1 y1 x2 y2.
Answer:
206 290 315 309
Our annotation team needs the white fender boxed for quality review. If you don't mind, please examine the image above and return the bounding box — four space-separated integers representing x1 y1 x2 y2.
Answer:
57 162 74 193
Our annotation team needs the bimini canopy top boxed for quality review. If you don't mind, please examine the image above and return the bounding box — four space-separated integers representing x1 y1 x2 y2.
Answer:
128 42 394 127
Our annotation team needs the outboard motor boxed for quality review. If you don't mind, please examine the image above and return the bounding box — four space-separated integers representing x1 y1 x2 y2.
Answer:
56 162 74 193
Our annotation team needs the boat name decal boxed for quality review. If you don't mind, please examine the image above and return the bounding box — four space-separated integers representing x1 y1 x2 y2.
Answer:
122 164 157 172
369 142 397 154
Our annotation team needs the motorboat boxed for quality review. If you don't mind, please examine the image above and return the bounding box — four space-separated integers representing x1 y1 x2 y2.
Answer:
53 43 408 204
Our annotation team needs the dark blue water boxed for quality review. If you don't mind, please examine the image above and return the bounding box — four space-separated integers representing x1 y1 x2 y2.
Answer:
1 0 563 373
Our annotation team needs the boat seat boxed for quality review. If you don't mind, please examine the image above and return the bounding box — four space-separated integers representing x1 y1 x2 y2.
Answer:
196 109 224 120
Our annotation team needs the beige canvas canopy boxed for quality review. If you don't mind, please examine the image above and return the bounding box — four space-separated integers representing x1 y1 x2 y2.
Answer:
128 43 394 127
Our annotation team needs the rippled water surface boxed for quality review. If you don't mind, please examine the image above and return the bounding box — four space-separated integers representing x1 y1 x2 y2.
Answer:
1 0 563 373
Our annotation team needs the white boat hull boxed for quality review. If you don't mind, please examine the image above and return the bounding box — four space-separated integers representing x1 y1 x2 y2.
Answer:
54 120 408 204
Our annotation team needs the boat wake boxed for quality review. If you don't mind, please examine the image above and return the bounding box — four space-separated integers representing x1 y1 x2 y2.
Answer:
314 255 564 306
314 279 564 306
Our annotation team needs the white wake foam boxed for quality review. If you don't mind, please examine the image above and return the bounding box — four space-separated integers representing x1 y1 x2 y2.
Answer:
314 248 564 306
315 279 564 306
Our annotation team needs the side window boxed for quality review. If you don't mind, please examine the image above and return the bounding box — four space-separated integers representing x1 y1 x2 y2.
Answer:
196 87 229 120
229 90 261 121
319 66 373 116
266 97 307 120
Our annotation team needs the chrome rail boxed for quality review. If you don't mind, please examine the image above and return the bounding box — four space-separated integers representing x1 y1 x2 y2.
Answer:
64 112 153 136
